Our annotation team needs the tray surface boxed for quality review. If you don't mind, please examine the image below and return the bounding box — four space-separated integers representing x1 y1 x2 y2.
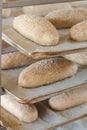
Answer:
2 66 87 103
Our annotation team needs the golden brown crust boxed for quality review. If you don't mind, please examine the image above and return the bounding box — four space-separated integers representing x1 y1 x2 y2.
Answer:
13 14 59 46
70 20 87 41
2 51 35 69
46 8 87 28
18 58 78 88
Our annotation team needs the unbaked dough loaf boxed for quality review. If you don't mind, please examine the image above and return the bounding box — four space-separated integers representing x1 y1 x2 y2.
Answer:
70 20 87 41
2 51 35 69
49 85 87 110
13 14 59 46
46 8 87 28
64 52 87 66
2 9 11 18
23 3 72 16
18 58 78 88
1 93 38 122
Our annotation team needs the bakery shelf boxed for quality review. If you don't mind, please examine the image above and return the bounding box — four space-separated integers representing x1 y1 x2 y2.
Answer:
1 0 87 130
2 25 87 59
2 65 87 103
1 100 87 130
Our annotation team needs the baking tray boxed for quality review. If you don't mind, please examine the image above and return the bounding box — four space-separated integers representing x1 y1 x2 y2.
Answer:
1 65 87 103
2 14 87 59
1 101 87 130
3 0 81 8
56 116 87 130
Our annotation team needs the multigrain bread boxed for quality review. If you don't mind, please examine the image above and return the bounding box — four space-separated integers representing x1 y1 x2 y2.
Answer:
46 8 87 29
23 3 72 16
64 52 87 66
2 9 11 18
18 58 78 88
2 51 35 69
1 93 38 122
49 85 87 110
13 14 59 46
70 20 87 41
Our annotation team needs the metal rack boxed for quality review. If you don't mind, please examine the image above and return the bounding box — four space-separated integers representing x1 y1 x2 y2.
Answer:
1 0 87 130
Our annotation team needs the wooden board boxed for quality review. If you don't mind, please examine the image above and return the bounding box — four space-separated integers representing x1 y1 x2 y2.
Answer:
1 102 87 130
2 12 87 59
1 65 87 103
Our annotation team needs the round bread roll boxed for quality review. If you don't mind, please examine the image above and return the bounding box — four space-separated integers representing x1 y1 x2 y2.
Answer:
45 8 87 28
13 14 59 46
23 3 72 16
1 93 38 122
2 51 35 69
70 20 87 41
64 52 87 66
18 58 78 88
2 9 11 18
49 85 87 110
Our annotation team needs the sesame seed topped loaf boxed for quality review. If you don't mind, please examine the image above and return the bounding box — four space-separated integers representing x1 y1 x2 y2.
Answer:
18 58 78 88
13 14 59 46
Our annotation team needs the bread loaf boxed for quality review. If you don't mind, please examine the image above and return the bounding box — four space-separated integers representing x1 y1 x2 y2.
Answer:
64 52 87 66
13 14 59 46
70 20 87 41
2 51 35 69
1 93 38 122
46 8 87 28
23 3 72 16
49 85 87 110
18 58 78 88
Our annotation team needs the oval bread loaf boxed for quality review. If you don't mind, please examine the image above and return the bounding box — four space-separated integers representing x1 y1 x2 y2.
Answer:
18 58 78 88
49 85 87 110
45 8 87 28
70 20 87 41
23 3 72 16
13 14 59 46
1 93 38 122
2 51 35 69
64 52 87 66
